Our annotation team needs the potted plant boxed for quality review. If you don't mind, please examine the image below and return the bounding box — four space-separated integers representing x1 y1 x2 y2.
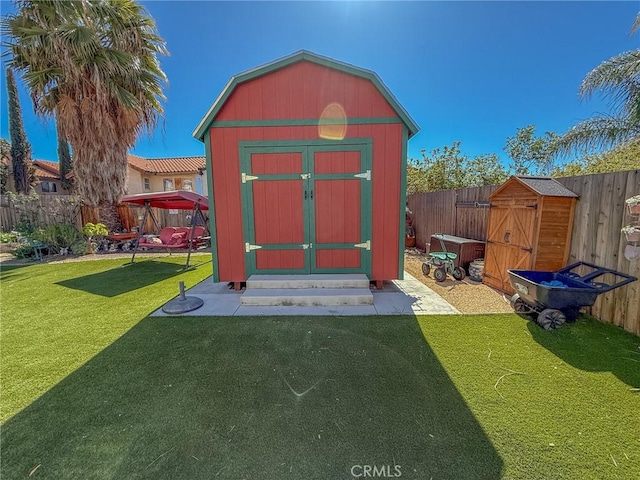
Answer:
626 195 640 215
621 224 640 242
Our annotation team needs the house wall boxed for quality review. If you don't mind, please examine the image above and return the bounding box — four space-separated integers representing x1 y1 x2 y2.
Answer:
34 179 63 195
125 167 207 195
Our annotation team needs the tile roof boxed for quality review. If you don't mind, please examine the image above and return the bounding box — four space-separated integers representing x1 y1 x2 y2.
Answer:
127 155 205 174
33 160 61 180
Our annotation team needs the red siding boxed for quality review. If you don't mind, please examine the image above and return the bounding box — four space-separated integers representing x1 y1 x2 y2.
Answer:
210 122 403 282
209 61 404 282
216 62 397 121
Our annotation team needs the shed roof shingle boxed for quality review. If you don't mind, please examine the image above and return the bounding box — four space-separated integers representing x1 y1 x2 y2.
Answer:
517 176 579 198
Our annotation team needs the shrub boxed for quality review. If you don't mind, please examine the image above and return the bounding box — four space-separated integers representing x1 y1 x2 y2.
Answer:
11 243 33 259
82 222 108 254
70 239 88 255
0 231 18 243
34 223 79 254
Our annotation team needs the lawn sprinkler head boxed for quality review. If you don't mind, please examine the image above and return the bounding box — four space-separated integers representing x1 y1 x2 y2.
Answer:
162 281 204 314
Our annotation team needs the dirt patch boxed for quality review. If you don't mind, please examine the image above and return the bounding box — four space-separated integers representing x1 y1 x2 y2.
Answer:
404 249 512 314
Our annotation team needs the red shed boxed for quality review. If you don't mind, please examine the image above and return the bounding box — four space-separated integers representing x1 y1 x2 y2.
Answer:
193 51 419 285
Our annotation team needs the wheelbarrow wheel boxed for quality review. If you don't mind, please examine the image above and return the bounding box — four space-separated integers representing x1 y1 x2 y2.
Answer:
421 263 431 276
434 267 447 282
510 294 532 314
537 308 566 330
452 266 466 281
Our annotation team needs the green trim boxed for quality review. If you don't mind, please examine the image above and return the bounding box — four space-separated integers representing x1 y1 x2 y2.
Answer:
203 130 219 283
239 140 372 277
398 126 409 280
239 138 372 149
211 117 402 128
315 173 362 181
248 267 310 275
192 50 419 141
247 174 303 181
314 243 362 249
257 244 307 250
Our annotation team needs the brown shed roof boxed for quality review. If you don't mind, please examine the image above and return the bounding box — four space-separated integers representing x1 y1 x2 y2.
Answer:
490 176 579 199
517 176 578 198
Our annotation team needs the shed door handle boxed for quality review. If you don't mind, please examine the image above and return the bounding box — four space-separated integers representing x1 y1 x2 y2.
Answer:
304 190 308 200
504 231 511 243
310 190 313 200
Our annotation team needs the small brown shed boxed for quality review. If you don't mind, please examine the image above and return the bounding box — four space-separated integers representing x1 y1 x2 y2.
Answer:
483 176 578 293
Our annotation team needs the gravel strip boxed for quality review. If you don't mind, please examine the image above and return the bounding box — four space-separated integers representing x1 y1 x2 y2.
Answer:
404 250 513 314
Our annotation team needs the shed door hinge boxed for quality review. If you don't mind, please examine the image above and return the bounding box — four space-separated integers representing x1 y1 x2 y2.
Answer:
241 173 259 183
245 242 262 252
354 170 371 181
354 240 371 250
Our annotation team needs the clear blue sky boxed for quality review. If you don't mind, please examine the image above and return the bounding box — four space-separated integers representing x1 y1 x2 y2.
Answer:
0 1 638 166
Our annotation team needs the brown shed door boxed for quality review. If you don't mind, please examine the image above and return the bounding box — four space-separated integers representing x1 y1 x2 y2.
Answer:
240 142 372 276
483 204 536 293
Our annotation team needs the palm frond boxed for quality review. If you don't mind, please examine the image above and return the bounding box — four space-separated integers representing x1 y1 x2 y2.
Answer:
554 115 640 158
3 0 168 206
579 50 640 116
630 12 640 34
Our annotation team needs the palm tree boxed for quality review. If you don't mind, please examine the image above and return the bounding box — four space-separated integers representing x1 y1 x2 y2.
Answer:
2 0 168 206
555 13 640 158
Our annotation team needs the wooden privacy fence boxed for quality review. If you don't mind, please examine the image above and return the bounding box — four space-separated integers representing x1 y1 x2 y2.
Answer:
408 170 640 335
1 195 203 234
1 194 83 231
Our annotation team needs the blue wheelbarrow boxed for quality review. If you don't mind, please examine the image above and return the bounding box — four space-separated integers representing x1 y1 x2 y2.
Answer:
508 261 637 330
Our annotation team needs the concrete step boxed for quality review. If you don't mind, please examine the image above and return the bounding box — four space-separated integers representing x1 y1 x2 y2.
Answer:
246 274 370 289
240 288 374 306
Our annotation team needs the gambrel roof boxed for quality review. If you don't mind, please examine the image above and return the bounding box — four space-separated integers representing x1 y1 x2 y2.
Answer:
193 50 420 141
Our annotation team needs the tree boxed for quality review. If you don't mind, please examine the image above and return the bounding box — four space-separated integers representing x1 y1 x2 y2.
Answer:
56 117 73 190
3 0 168 206
407 142 508 193
465 153 509 186
503 125 559 176
0 139 10 194
554 13 640 157
552 138 640 176
5 67 35 193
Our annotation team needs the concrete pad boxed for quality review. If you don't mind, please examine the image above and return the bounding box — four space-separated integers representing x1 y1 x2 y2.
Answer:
151 272 458 316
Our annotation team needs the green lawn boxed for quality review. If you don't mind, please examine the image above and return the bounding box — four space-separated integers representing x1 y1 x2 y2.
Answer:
1 258 639 479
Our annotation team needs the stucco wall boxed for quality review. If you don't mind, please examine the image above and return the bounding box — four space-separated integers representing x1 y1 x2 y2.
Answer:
125 167 207 195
